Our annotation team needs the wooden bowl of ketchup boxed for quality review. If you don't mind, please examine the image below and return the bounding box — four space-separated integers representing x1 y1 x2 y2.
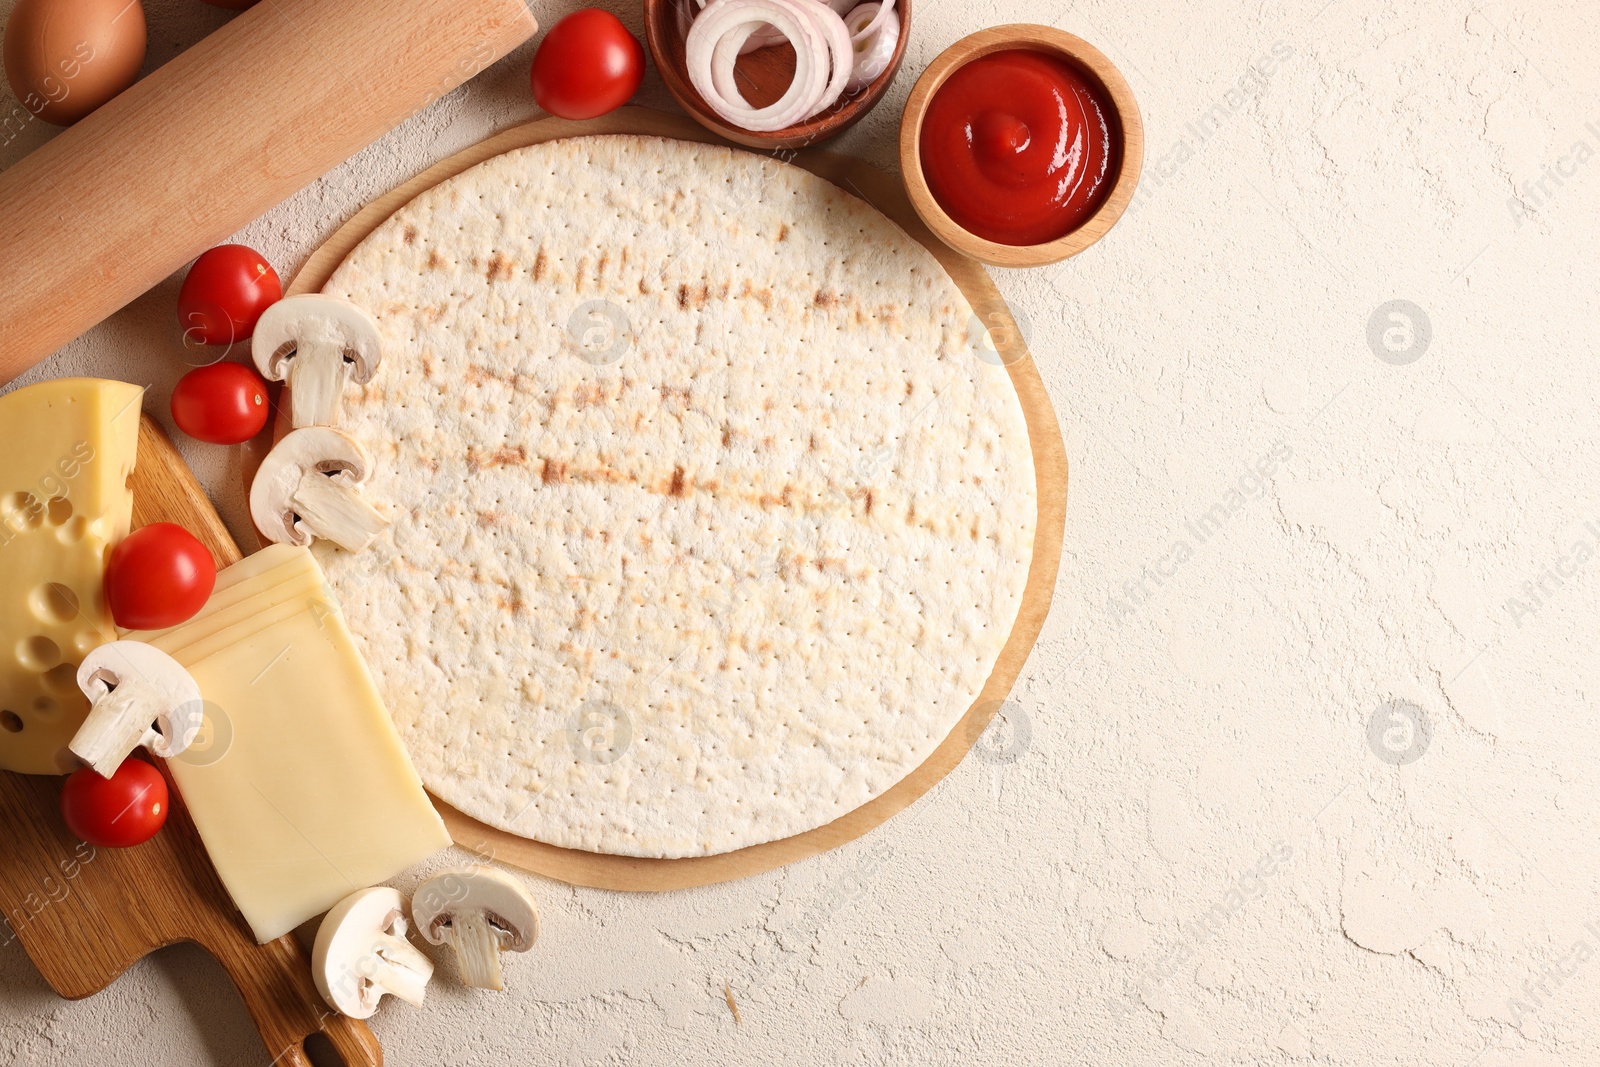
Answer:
899 25 1144 267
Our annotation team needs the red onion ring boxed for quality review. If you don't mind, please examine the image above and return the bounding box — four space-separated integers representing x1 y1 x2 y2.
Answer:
846 0 895 44
843 3 899 92
687 0 854 131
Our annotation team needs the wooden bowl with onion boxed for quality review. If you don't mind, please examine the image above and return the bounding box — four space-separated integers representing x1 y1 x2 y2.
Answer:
899 24 1144 268
644 0 911 150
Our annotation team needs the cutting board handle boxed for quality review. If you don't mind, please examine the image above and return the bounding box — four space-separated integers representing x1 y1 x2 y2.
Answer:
205 933 383 1067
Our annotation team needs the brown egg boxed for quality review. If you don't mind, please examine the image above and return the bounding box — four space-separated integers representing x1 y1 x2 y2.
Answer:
3 0 147 126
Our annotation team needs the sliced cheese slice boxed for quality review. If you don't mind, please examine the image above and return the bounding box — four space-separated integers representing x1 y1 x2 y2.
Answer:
131 546 450 943
131 547 326 662
0 378 142 774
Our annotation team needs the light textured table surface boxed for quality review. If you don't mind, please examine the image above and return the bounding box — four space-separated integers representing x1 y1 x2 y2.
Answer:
4 0 1598 1064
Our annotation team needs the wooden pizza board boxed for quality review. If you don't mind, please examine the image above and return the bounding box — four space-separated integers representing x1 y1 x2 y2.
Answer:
273 106 1068 891
0 418 383 1067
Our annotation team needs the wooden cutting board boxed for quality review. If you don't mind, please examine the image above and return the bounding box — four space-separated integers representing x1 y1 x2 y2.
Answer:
0 418 384 1067
280 107 1069 891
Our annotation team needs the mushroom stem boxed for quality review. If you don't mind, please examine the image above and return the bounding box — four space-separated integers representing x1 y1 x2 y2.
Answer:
71 682 158 779
290 470 390 552
254 295 383 430
444 911 511 990
371 932 434 1007
70 642 204 779
287 343 349 429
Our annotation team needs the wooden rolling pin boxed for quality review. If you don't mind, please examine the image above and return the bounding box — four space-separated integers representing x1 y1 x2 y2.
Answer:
0 0 537 384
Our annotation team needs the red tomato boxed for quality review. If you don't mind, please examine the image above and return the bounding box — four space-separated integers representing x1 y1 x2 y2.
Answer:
178 244 281 347
61 759 168 848
530 9 644 120
105 523 217 630
171 362 270 444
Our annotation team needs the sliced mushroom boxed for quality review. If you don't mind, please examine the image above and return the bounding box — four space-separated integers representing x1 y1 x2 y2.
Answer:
412 866 539 991
313 887 433 1019
250 427 389 552
252 294 383 429
70 641 204 779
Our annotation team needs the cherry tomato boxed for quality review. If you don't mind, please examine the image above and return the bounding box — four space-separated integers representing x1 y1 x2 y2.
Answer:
61 759 168 848
530 9 644 120
171 361 270 444
178 244 281 347
105 523 217 630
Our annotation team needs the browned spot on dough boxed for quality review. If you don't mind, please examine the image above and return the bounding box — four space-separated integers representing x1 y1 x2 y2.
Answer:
905 380 914 397
532 249 549 282
467 445 528 472
668 467 686 497
427 250 445 270
597 252 610 275
864 489 875 515
497 594 526 615
542 459 567 484
738 280 775 310
777 224 790 241
677 283 710 311
814 290 838 310
573 383 608 408
464 364 529 392
477 511 503 528
403 226 417 245
485 252 514 282
807 434 817 453
721 425 732 447
971 520 980 540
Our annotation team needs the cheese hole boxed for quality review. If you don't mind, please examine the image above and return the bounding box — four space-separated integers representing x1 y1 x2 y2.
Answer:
56 515 87 544
31 696 58 719
16 636 61 672
0 711 21 733
2 492 42 530
43 663 77 694
45 497 71 525
29 583 79 625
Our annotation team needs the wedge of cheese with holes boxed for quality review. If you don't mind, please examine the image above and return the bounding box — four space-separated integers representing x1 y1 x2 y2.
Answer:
129 545 450 943
0 379 142 775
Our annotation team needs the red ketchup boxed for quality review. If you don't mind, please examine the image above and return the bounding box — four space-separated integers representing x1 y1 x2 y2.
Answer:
920 50 1118 246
